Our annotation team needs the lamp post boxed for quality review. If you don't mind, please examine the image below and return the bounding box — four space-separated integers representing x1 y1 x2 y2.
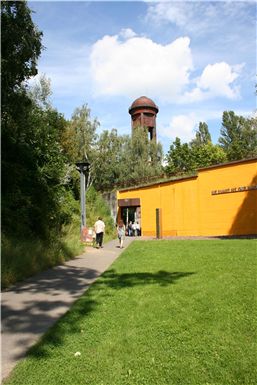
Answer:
76 160 90 233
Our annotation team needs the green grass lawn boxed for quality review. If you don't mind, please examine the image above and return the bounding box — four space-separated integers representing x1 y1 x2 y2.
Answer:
5 240 257 385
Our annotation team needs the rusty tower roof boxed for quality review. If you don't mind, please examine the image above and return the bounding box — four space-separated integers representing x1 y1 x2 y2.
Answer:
129 96 159 114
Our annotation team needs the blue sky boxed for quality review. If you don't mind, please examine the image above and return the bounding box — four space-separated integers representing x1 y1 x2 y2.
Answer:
29 1 256 154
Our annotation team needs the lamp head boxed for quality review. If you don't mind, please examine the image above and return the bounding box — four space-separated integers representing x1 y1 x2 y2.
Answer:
76 160 90 173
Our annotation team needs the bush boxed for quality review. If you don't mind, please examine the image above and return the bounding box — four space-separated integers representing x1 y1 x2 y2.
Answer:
86 186 116 241
1 219 85 289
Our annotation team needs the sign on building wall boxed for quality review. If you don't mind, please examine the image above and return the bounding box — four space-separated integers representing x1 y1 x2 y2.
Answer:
211 185 257 195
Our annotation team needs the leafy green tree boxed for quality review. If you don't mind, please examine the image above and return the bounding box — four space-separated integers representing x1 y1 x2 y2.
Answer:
85 125 163 191
1 1 77 240
86 186 115 238
219 111 257 160
28 74 52 110
192 142 227 169
165 137 195 174
2 78 72 239
92 129 126 191
2 0 43 237
165 123 227 175
1 1 42 101
190 122 227 168
123 126 163 184
237 116 257 158
1 0 43 142
61 104 99 163
190 122 211 147
61 104 99 195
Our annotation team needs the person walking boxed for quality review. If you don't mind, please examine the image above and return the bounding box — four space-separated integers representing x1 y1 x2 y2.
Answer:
136 222 141 236
94 217 105 249
117 219 126 248
128 221 133 236
132 222 137 236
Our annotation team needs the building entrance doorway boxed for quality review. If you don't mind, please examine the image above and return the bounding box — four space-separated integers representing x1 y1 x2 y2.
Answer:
121 206 141 236
118 198 141 236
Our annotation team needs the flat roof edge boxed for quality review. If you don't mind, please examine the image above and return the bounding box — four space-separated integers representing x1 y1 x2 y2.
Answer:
197 157 257 171
118 157 257 192
118 173 198 192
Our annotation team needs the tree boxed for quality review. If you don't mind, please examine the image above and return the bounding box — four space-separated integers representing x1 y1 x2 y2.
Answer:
190 122 227 168
239 116 257 158
123 126 163 184
61 104 99 163
92 129 125 191
191 122 211 147
219 111 257 160
165 137 194 174
165 124 227 175
1 0 45 237
86 125 163 191
1 0 43 148
1 1 42 88
1 0 42 118
191 142 227 169
1 2 77 239
60 104 99 194
28 74 52 110
2 76 72 238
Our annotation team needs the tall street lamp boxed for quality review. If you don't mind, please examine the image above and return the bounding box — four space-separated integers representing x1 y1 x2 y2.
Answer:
76 160 90 234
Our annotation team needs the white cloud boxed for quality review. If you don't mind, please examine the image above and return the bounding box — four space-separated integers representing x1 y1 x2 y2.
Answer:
158 107 254 144
145 2 253 35
198 62 240 98
158 109 225 143
90 30 242 104
145 2 221 35
180 62 243 103
146 2 190 27
119 28 137 39
159 114 199 142
90 32 193 101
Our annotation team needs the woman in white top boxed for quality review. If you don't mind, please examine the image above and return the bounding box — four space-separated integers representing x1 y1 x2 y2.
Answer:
94 217 105 248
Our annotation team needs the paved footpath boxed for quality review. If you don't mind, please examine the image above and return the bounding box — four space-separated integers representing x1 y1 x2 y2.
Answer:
1 237 135 382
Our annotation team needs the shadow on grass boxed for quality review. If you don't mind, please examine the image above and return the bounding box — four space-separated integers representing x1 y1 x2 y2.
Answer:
24 268 195 360
98 268 195 288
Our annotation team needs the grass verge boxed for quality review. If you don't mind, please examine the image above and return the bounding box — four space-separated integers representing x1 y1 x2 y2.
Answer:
4 240 257 385
1 219 84 289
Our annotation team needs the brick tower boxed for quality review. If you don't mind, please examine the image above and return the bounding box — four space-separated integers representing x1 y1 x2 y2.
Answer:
128 96 159 142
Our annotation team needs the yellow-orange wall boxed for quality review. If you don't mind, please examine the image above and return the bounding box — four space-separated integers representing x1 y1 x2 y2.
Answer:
117 159 257 237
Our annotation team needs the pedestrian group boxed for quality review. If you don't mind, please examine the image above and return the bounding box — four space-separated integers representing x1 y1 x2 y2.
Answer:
93 217 141 250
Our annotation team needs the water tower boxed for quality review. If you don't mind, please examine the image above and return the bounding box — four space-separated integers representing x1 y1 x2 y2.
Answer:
128 96 159 142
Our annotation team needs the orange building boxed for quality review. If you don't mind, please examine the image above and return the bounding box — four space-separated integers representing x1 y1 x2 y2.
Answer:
117 158 257 237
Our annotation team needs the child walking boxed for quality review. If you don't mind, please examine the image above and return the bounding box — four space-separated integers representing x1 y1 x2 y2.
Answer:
117 220 126 248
